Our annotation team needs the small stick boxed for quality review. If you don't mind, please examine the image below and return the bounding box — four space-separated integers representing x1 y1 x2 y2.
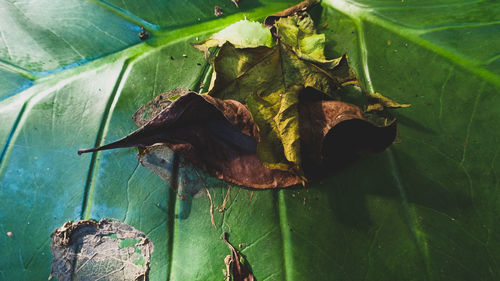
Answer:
218 185 231 212
194 169 216 228
206 187 216 228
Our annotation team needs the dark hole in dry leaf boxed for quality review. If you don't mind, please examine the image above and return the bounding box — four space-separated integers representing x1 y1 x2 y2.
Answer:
50 219 153 281
299 101 397 178
298 86 333 102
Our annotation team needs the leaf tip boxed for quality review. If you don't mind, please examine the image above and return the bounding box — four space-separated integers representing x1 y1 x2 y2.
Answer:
77 149 90 155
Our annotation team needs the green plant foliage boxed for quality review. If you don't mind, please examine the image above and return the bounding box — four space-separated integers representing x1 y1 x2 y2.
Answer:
0 0 141 72
0 68 32 100
100 0 291 28
194 19 274 56
0 1 499 281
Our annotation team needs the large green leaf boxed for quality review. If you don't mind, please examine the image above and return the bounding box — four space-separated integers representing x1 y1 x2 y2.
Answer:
0 1 499 281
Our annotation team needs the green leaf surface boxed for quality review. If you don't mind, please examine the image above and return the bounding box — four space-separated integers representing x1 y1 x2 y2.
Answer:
100 0 293 29
1 1 499 281
0 68 33 100
193 19 274 56
0 0 141 73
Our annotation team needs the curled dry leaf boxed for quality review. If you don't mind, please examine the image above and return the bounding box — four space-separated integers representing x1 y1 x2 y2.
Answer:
300 100 397 177
79 90 396 188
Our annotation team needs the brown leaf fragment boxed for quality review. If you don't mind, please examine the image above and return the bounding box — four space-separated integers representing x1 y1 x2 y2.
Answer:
264 0 319 31
224 255 232 281
365 91 411 111
231 0 239 8
222 232 255 281
215 6 224 17
50 219 153 281
138 26 149 41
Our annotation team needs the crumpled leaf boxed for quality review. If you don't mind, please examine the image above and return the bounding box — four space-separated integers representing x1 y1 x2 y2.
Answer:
204 12 406 179
78 90 396 188
49 219 153 281
206 15 349 179
78 3 404 188
222 232 255 281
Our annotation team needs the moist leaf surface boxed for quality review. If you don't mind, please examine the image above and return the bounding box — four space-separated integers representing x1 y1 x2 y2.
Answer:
0 1 499 280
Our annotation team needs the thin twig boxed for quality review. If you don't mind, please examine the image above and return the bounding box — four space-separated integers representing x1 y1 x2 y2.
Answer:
194 169 216 228
224 255 232 281
218 185 231 212
206 187 216 228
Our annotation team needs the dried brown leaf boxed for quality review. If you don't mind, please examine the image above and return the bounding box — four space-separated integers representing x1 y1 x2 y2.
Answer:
79 90 397 188
215 6 224 17
222 232 255 281
264 0 319 28
300 100 397 177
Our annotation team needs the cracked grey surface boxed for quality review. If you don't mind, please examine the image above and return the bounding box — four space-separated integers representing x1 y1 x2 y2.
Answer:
50 218 153 281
